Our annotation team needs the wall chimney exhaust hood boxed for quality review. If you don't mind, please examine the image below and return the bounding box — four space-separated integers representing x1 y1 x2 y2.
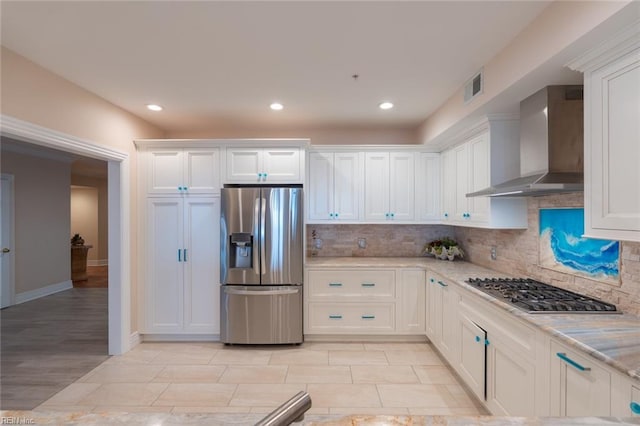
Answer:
467 85 584 197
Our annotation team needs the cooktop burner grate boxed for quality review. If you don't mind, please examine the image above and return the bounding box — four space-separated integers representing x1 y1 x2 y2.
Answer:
466 277 619 314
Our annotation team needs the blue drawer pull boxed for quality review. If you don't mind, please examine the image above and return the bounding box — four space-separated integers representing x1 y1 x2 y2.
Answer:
329 282 342 287
630 402 640 414
484 339 490 346
361 283 375 287
329 315 342 319
556 352 591 371
361 315 375 320
437 280 448 287
475 336 480 343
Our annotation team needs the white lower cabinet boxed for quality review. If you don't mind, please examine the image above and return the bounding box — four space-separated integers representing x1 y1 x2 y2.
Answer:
425 272 459 362
145 197 221 335
458 312 487 401
550 339 611 416
305 267 425 336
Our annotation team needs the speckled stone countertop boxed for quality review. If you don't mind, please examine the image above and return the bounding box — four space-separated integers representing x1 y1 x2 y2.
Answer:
306 257 640 381
2 411 639 425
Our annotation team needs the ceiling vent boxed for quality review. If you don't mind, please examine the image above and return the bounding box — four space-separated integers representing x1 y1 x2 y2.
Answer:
464 69 484 103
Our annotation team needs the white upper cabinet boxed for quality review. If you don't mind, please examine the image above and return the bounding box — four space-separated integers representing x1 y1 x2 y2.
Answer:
146 148 220 195
364 152 415 221
225 147 302 183
308 151 361 222
415 153 441 222
570 25 640 242
441 117 527 229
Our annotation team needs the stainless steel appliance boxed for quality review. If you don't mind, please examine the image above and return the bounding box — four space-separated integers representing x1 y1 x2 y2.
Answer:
466 277 619 313
220 185 303 344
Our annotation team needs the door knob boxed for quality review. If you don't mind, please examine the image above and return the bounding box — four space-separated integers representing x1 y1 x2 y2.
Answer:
2 248 10 253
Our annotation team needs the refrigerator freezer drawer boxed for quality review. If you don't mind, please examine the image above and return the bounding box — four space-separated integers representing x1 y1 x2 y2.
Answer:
220 285 303 344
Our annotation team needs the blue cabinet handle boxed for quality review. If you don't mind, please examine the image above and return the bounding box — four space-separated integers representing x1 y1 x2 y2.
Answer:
183 186 188 191
556 353 591 371
390 213 395 218
361 315 375 319
183 249 187 262
178 249 182 262
485 339 490 346
329 282 342 287
630 402 640 414
475 336 481 343
361 283 375 287
335 213 339 218
444 213 449 218
329 213 334 218
430 278 435 283
385 213 389 218
329 315 342 319
437 280 448 287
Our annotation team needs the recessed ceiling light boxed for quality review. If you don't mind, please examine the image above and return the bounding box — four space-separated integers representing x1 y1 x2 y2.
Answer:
379 102 394 110
147 104 163 112
270 102 284 111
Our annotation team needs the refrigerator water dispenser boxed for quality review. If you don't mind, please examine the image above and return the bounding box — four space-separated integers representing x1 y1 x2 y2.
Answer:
229 232 253 268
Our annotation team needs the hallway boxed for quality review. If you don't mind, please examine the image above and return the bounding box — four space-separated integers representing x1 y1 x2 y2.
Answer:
0 287 108 409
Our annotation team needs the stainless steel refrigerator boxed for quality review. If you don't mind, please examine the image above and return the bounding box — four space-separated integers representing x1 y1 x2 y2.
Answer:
220 185 303 344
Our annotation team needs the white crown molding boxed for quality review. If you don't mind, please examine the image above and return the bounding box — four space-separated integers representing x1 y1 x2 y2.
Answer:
2 138 75 164
567 20 640 72
1 114 127 161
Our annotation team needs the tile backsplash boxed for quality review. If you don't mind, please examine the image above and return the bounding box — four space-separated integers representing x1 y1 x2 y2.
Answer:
306 224 454 257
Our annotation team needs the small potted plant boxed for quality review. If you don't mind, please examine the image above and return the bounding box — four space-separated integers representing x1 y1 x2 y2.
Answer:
424 237 464 261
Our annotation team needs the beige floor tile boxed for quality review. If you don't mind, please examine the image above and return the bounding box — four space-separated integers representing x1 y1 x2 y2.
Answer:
413 365 460 384
302 342 366 351
102 349 161 365
172 406 251 414
229 384 306 407
377 384 452 408
39 383 101 406
409 406 488 415
149 351 216 365
328 350 388 365
306 384 381 408
210 349 272 365
79 383 170 406
363 342 430 351
384 350 444 365
78 364 164 383
138 342 223 353
351 365 419 384
92 406 173 413
152 365 226 383
305 407 330 415
269 350 328 365
444 384 483 408
34 405 96 412
153 383 237 407
329 407 409 415
219 365 288 384
285 366 352 384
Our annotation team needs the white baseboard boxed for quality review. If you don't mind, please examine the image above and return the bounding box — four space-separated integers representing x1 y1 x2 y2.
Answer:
87 259 108 267
15 280 73 304
302 334 428 343
141 334 220 342
129 331 141 348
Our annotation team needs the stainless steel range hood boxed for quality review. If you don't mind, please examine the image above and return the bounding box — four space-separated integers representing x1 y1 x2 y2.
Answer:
467 85 584 197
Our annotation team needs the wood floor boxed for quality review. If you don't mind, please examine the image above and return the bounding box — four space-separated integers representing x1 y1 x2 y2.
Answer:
73 265 108 288
0 287 108 409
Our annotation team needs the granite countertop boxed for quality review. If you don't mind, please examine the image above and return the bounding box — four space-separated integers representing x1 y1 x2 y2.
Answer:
306 257 640 381
2 411 639 425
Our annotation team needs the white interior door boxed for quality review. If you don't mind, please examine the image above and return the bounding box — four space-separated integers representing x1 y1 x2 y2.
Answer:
1 174 15 308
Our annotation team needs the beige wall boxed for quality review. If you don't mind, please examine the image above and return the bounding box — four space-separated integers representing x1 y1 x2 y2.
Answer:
71 175 108 263
1 47 165 332
1 150 71 294
454 193 640 316
71 186 99 262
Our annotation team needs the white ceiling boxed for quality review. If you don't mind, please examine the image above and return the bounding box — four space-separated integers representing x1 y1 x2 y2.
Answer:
1 1 550 134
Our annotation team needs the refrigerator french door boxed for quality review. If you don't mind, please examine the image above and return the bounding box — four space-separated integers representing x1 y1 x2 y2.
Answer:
220 185 303 344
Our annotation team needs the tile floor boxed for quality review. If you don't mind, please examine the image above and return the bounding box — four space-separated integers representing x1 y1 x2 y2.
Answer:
37 341 488 416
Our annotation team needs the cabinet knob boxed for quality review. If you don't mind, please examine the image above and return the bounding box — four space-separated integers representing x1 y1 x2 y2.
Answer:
2 248 10 253
444 213 449 218
390 213 395 218
475 336 481 343
430 278 435 283
334 213 339 218
630 402 640 414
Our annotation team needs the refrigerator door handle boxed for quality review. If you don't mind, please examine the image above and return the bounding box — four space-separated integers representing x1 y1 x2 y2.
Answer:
253 197 261 277
224 287 300 296
260 197 267 276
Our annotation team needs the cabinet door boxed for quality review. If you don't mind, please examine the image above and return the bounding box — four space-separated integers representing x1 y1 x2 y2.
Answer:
263 148 301 182
397 269 425 333
440 282 459 362
183 149 220 194
441 149 456 222
183 197 220 333
389 152 415 221
364 152 390 221
147 150 184 194
333 152 361 221
550 340 611 416
426 275 440 341
632 385 640 417
416 153 441 222
146 199 184 332
453 143 469 222
467 132 490 224
458 313 486 401
308 152 334 221
225 148 262 182
588 48 640 240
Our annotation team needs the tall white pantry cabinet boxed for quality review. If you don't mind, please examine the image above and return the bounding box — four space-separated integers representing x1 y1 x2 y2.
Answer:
137 142 221 338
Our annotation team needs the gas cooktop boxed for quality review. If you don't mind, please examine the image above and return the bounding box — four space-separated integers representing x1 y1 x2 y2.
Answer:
466 277 619 314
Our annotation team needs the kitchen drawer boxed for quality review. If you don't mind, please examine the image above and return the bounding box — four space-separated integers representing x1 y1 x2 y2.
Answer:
307 302 395 332
307 269 395 299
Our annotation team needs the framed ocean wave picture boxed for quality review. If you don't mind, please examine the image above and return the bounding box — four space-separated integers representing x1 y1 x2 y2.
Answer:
539 208 620 285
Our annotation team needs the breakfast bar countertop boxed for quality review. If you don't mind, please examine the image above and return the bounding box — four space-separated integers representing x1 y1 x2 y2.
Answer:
305 257 640 381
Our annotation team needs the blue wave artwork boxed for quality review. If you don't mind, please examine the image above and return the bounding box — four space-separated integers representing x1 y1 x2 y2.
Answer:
539 208 619 283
